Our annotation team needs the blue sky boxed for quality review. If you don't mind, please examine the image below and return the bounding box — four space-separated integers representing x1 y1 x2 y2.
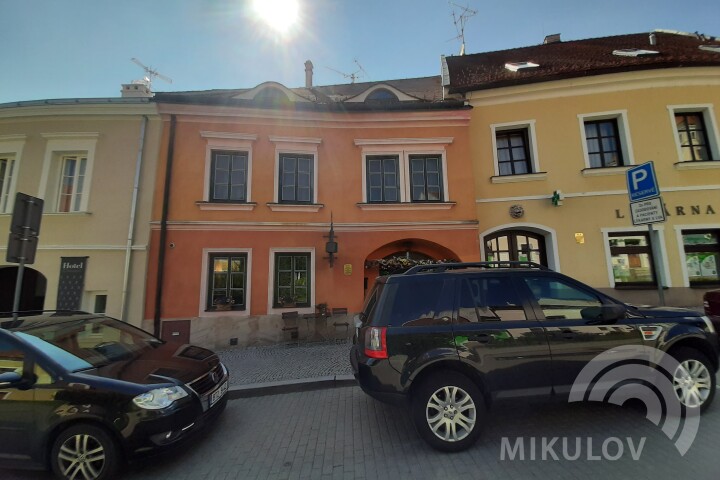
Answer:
1 0 719 104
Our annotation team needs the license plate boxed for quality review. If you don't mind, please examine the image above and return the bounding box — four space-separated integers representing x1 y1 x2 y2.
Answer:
209 381 228 407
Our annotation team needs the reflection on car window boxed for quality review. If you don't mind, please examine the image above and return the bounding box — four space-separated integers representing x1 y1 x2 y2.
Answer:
387 279 448 327
523 277 601 320
15 332 92 372
458 277 526 322
0 338 24 375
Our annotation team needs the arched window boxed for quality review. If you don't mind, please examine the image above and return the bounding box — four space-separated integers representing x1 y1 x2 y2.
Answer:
485 230 547 266
253 87 290 104
365 88 399 102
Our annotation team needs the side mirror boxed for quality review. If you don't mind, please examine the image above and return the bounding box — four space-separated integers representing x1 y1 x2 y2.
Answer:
353 314 363 328
0 371 22 388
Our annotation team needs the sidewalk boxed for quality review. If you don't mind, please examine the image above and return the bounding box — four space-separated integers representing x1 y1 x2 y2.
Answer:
217 340 355 398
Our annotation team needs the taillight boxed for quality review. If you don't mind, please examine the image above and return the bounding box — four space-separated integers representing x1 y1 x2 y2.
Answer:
364 327 388 359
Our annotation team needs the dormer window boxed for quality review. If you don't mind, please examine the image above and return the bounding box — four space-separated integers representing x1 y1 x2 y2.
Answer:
505 62 539 72
254 87 290 104
612 49 659 57
365 88 399 102
699 45 720 53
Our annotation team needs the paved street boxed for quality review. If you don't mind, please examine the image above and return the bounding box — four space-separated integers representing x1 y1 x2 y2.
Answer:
4 384 720 480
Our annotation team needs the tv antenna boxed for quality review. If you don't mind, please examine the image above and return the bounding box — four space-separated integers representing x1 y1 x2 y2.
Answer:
325 59 368 84
131 58 173 89
449 2 477 55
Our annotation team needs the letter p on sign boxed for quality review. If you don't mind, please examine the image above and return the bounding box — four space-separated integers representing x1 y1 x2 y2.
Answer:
630 169 647 191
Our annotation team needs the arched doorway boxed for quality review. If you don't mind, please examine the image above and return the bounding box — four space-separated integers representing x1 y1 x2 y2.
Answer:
0 266 47 312
364 239 459 291
484 230 548 266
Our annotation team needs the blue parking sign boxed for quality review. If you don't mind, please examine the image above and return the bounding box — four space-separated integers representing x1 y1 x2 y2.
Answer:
626 162 660 203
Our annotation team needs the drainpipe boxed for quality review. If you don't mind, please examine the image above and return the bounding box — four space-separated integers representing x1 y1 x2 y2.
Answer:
153 114 176 337
119 114 148 322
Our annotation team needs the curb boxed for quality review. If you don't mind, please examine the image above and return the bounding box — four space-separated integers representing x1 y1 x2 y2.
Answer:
228 374 357 399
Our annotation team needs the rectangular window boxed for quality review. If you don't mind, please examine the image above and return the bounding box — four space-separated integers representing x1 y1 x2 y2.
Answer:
609 232 656 286
458 277 526 322
208 253 247 310
210 151 248 202
675 113 712 161
274 252 310 308
584 119 624 168
93 294 107 314
496 129 532 175
0 156 15 213
522 277 602 320
279 153 313 203
682 230 719 285
409 155 443 202
58 155 87 213
366 155 400 202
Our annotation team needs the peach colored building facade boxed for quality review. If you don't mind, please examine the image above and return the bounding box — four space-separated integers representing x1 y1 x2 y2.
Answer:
146 80 480 348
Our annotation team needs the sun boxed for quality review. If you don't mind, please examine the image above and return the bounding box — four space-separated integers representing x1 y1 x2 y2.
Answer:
252 0 300 32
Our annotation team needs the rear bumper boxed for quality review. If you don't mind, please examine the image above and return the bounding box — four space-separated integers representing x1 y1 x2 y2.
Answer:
350 344 407 406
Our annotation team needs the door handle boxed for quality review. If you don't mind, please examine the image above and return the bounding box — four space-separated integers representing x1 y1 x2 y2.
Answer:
468 333 492 344
559 329 576 340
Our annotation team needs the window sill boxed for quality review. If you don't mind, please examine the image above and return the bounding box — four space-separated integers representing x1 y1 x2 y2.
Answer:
200 308 249 317
267 203 324 212
491 172 547 184
356 202 456 211
43 211 92 216
674 160 720 171
581 166 630 177
196 201 257 211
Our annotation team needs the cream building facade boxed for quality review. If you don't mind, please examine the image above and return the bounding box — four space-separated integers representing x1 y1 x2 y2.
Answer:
445 31 720 306
0 99 161 324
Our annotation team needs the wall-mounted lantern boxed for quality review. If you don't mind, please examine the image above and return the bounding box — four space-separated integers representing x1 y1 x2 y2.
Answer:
324 213 338 267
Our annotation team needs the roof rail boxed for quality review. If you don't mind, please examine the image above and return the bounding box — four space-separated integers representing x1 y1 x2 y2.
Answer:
403 261 549 275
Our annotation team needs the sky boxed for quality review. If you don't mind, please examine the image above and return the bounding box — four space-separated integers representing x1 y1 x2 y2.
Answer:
1 0 719 104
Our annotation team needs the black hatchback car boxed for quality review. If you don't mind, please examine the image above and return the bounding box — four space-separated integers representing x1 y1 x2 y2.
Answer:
351 262 719 452
0 312 229 480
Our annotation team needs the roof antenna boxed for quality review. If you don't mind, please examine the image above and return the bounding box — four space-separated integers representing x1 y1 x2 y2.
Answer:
130 58 173 90
325 58 367 84
449 2 477 55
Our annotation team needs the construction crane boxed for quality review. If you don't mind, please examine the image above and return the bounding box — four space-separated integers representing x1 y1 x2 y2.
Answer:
130 58 173 89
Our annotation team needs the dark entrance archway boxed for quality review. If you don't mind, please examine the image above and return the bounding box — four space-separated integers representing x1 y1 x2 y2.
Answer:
0 266 47 312
484 230 548 266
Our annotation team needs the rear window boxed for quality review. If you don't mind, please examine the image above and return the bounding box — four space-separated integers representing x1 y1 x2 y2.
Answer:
382 278 451 327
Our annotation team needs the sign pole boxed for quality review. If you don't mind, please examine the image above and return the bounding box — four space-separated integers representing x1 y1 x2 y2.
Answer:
647 223 665 306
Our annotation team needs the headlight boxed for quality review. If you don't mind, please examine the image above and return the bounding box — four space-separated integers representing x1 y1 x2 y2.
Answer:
133 386 188 410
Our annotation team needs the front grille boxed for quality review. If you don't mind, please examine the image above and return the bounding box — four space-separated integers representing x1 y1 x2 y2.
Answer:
187 363 224 396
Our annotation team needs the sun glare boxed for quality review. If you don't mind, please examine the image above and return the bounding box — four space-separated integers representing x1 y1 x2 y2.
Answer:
253 0 300 33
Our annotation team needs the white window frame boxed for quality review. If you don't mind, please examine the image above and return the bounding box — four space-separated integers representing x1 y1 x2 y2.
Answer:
674 224 720 287
666 104 720 164
490 121 543 182
601 226 671 288
267 247 315 315
200 131 257 211
270 136 321 211
578 110 635 171
355 138 452 205
0 135 26 214
57 154 88 213
38 133 98 213
200 248 252 318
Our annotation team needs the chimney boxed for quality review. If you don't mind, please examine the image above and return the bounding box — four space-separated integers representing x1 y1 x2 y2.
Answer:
120 80 153 98
649 32 657 46
543 33 561 44
304 60 313 88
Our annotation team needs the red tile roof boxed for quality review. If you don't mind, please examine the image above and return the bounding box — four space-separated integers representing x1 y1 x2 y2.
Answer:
445 31 720 93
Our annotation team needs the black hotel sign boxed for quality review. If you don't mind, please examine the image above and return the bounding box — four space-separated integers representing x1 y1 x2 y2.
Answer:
57 257 88 311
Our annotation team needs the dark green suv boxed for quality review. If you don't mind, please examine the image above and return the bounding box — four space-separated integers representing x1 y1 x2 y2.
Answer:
350 262 719 452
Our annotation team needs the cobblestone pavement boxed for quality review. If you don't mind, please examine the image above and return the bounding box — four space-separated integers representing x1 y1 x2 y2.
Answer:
6 386 720 480
217 341 353 386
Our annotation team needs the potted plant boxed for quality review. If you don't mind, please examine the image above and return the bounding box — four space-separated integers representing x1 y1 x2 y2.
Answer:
213 296 235 311
279 294 298 308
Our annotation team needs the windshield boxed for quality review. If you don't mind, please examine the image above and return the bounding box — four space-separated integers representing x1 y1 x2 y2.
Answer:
19 317 161 371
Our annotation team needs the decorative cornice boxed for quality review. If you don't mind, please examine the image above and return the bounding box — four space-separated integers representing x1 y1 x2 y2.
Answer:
490 172 548 184
354 137 454 146
200 131 258 141
40 132 100 140
0 134 27 142
356 202 456 211
196 201 257 211
674 160 720 170
266 203 324 212
269 136 322 144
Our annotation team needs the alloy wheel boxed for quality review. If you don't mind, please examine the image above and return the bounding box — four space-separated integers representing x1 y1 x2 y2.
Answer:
673 359 712 409
426 385 477 442
56 433 106 480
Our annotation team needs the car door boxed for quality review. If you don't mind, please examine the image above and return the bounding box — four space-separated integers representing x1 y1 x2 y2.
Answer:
517 274 643 394
452 274 553 399
0 334 35 461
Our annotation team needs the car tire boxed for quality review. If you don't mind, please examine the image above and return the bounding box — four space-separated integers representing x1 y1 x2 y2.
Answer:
410 370 486 452
50 423 120 480
670 347 716 413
